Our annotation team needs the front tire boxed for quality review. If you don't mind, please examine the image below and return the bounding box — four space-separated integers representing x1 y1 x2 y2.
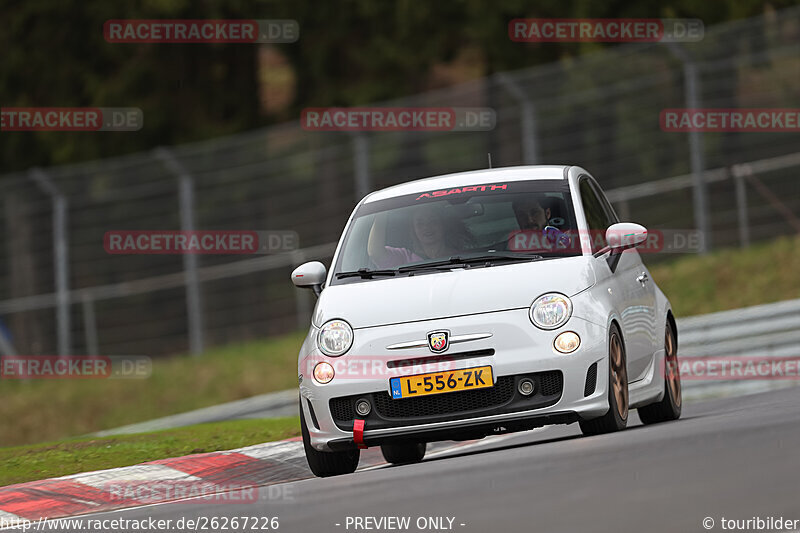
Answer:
300 400 359 477
580 324 628 436
638 321 682 424
381 441 426 465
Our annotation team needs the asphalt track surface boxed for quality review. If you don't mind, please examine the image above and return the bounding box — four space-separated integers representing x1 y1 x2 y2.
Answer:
38 387 800 533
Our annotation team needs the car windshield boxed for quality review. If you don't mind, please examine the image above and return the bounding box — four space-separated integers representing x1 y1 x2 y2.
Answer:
331 179 580 284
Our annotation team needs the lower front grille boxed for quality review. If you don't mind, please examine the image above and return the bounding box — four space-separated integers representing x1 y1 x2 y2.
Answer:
541 371 564 396
329 370 563 429
329 395 355 422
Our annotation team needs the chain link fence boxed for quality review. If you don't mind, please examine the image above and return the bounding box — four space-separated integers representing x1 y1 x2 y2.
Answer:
1 8 798 357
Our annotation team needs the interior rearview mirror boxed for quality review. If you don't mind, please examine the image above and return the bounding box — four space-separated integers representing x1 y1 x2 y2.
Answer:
448 203 484 219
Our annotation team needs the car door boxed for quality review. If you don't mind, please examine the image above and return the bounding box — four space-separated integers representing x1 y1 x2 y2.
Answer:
579 178 657 381
595 181 658 381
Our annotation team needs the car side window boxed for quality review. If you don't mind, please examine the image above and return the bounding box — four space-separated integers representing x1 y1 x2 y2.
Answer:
593 182 620 225
579 178 615 250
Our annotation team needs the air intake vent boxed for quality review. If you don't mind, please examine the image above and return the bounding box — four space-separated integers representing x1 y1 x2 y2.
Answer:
584 362 598 397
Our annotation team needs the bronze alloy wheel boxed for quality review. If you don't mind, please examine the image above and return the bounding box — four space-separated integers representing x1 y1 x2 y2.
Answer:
579 324 629 436
637 321 682 425
609 332 629 420
665 325 682 408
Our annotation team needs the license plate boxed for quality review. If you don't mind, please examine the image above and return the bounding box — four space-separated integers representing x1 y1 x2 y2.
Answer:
390 366 493 399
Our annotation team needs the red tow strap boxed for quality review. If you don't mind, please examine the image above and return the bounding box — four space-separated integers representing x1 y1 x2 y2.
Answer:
353 419 367 449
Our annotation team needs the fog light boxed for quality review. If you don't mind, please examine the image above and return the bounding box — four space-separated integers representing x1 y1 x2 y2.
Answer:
518 378 535 396
313 362 335 384
355 399 371 416
554 331 581 354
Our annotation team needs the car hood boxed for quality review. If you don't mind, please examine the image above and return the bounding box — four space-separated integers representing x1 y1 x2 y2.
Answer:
314 256 596 329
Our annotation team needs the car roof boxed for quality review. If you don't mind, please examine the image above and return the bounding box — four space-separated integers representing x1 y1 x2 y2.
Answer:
363 165 572 203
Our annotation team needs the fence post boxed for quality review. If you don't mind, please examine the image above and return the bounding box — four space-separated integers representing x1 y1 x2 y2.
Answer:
81 294 100 355
495 73 539 165
155 148 205 356
29 168 71 356
353 134 371 200
732 165 751 248
665 43 711 254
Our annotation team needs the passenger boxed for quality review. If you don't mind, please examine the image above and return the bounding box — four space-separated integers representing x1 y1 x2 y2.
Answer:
368 205 462 268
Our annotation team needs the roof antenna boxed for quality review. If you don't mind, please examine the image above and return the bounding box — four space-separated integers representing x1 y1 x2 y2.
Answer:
487 153 493 169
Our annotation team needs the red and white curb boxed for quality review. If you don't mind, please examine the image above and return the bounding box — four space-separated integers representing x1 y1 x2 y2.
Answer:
0 436 495 527
0 437 307 527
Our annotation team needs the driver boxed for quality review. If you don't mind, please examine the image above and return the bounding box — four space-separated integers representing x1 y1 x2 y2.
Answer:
510 195 571 252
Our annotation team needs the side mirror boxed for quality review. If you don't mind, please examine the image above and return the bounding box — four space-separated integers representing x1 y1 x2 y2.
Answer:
606 222 648 251
291 261 327 297
594 223 648 272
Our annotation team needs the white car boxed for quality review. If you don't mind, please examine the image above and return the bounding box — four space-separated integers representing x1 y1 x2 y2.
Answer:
292 165 682 477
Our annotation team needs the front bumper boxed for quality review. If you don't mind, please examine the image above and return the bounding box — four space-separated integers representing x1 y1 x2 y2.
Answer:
299 308 609 451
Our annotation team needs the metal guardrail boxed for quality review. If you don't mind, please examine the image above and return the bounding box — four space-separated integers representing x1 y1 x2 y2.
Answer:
678 298 800 358
92 389 299 437
678 298 800 398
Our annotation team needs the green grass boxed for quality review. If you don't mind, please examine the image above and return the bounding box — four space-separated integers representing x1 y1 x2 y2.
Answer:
1 235 799 449
0 331 306 447
0 417 300 488
647 235 800 316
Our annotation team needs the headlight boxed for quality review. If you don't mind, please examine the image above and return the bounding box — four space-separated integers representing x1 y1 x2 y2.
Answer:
529 293 572 330
317 319 353 356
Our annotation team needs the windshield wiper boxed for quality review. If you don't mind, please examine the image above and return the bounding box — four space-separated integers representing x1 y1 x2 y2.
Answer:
337 253 544 279
335 268 398 279
398 253 543 273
